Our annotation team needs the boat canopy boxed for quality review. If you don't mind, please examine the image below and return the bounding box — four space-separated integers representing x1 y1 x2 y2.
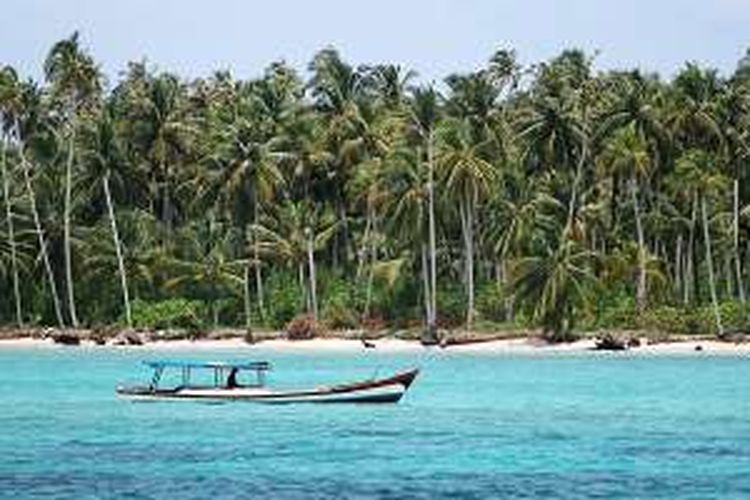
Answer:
143 360 272 371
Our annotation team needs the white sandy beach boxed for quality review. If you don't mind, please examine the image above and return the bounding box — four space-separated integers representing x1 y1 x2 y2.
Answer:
1 336 749 355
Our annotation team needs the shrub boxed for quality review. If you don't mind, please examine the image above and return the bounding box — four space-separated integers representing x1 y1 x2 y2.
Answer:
130 298 205 331
643 305 710 335
588 293 637 331
476 282 508 323
435 285 465 327
264 271 304 329
321 275 361 330
285 314 323 340
719 301 750 333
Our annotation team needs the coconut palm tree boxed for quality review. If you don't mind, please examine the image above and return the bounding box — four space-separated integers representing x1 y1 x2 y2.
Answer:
674 149 728 337
0 68 65 327
44 31 102 327
437 117 497 327
79 107 134 326
512 234 597 342
408 86 441 339
252 201 337 321
598 126 652 317
0 68 22 326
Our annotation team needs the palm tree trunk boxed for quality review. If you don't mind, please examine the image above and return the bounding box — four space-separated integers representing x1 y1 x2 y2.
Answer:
421 242 432 324
64 132 78 327
356 204 372 280
103 171 132 327
306 227 318 321
364 210 376 318
630 178 647 317
460 196 476 329
17 131 64 327
674 234 683 298
253 202 264 319
566 144 587 232
162 159 171 238
684 193 698 305
1 134 22 327
298 262 308 312
501 258 514 322
244 263 252 330
426 133 437 332
733 178 745 303
701 194 724 338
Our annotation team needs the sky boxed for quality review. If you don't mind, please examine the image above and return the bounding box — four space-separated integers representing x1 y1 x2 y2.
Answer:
2 0 750 87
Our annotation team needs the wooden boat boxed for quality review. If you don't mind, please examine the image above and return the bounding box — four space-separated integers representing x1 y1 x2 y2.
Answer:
116 360 419 404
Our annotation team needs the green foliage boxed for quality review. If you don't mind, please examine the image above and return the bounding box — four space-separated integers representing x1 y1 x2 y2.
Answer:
2 35 750 340
584 290 638 331
436 285 465 327
264 271 303 329
475 282 508 323
130 298 205 330
321 275 362 330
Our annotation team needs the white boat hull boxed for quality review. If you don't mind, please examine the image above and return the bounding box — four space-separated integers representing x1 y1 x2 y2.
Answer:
117 368 419 404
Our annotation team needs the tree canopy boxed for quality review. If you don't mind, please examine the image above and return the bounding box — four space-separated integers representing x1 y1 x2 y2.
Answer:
3 35 750 339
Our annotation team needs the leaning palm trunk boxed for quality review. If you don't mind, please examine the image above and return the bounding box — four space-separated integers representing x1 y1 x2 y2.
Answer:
674 234 683 299
306 227 318 321
684 193 698 305
364 210 377 318
1 134 22 326
426 134 438 333
243 263 252 330
17 135 64 327
103 171 132 327
733 178 745 303
64 132 78 327
421 242 432 323
701 194 724 338
565 145 587 233
460 195 476 329
252 202 264 319
630 177 647 317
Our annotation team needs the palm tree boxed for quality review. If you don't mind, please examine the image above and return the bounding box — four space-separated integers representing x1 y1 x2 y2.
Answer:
165 220 245 328
674 150 728 337
0 69 65 327
308 49 368 266
437 117 496 327
716 79 750 303
253 201 337 321
0 67 22 326
204 118 285 325
512 235 596 342
44 31 102 327
598 126 652 317
79 107 133 326
124 71 194 240
408 86 440 339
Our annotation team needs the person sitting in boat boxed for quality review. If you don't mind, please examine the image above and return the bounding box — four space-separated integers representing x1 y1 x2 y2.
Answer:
227 367 239 389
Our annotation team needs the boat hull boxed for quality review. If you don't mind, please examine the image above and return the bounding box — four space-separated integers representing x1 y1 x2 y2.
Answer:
117 368 419 404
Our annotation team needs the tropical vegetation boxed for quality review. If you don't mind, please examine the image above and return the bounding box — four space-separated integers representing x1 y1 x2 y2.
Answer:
3 34 750 341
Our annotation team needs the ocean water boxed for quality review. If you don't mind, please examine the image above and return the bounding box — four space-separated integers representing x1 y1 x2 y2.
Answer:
0 346 749 499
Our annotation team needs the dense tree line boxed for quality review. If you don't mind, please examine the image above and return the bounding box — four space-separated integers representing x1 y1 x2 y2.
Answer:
3 33 750 340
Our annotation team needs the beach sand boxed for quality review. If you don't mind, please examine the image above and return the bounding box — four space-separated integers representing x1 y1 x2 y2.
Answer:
0 335 748 355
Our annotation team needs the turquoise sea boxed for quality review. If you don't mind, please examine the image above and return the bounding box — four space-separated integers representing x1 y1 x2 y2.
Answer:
1 346 749 499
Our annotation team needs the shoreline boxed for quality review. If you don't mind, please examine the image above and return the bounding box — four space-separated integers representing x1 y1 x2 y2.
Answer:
1 335 749 356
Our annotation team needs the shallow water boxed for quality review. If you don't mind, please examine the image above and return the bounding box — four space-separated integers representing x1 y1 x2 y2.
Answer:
0 346 749 499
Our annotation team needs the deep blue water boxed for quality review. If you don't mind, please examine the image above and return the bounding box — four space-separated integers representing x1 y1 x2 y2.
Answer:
0 346 749 499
